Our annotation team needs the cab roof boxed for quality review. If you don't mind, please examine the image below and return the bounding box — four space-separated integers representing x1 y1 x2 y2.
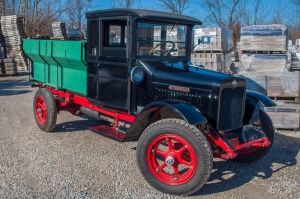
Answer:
86 8 202 25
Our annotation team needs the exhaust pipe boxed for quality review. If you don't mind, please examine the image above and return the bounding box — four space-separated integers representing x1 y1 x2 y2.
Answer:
79 106 131 128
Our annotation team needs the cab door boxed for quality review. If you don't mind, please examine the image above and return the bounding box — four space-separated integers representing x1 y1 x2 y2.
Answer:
97 19 129 110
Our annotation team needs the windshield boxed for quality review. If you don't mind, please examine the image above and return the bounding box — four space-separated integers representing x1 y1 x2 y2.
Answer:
137 21 187 57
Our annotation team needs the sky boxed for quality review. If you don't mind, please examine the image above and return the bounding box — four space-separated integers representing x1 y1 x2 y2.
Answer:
88 0 297 26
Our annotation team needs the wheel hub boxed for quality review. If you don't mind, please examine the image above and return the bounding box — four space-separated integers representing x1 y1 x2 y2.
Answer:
165 156 175 166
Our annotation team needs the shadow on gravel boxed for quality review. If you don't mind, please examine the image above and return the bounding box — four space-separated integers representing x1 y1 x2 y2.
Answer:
0 89 31 96
54 118 104 133
195 133 300 196
0 79 31 96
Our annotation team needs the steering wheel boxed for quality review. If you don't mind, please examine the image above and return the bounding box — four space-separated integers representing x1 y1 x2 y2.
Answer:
149 41 175 56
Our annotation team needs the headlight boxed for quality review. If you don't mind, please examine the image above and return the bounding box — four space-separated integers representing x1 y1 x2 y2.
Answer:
130 66 145 85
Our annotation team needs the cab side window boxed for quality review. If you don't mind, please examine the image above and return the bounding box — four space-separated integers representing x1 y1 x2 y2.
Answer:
87 20 99 59
102 20 127 59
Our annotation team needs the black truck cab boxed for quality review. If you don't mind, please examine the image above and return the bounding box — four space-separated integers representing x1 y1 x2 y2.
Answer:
86 9 198 109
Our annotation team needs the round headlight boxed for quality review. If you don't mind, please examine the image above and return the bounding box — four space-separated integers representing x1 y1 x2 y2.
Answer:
130 66 145 84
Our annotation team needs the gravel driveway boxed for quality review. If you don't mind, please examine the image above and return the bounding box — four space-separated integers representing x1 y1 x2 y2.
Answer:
0 75 299 199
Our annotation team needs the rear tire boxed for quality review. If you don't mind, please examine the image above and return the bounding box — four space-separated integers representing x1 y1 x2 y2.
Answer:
136 119 212 195
33 88 57 132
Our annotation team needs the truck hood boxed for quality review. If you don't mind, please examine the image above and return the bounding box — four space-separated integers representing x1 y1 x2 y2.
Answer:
137 60 244 89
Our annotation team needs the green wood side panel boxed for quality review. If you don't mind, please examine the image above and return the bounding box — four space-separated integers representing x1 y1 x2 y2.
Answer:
23 39 87 96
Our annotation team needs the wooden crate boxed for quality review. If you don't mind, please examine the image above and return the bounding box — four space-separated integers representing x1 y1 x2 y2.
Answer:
193 27 232 51
265 105 300 129
240 24 287 52
245 71 300 98
191 52 232 72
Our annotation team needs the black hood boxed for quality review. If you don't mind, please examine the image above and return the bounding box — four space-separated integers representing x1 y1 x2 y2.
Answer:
137 59 245 89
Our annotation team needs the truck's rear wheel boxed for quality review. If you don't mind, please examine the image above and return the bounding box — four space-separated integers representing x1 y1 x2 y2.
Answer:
33 88 57 132
136 119 212 195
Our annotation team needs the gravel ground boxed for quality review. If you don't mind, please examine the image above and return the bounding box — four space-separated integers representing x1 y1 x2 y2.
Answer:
0 75 299 199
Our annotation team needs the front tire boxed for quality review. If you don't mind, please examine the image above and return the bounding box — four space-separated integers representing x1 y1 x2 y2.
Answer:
33 88 57 132
233 111 275 163
136 119 212 195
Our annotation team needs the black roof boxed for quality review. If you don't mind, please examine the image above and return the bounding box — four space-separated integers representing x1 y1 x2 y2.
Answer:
86 9 202 25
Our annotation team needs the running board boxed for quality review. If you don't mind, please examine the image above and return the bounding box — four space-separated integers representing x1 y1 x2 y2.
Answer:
89 124 127 142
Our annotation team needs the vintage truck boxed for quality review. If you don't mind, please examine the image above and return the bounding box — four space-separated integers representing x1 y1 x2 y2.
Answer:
22 9 276 195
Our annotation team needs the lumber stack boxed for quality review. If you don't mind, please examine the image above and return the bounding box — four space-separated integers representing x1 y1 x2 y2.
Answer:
0 15 27 72
52 21 67 39
240 24 287 52
3 58 17 76
191 52 232 72
239 53 300 97
238 24 300 98
192 27 233 72
265 104 300 129
193 28 232 51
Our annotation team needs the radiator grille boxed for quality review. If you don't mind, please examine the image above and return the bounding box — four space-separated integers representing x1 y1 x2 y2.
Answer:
150 88 201 105
218 86 246 132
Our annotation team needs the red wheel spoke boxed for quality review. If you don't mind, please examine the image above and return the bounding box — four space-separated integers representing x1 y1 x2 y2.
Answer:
154 149 167 158
176 145 188 155
158 162 167 170
173 165 179 175
166 138 174 151
178 156 192 166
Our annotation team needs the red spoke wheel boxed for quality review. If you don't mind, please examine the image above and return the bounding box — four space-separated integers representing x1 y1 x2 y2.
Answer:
137 119 213 196
35 96 48 125
33 88 57 132
146 134 197 185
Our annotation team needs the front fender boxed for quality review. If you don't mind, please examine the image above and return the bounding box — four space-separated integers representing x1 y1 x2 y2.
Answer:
246 91 276 107
124 101 207 141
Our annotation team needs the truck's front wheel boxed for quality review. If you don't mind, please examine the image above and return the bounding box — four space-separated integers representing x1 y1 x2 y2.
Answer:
136 119 212 195
33 88 57 132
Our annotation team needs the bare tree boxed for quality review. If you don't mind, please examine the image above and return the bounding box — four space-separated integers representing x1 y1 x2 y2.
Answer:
66 0 92 30
200 0 241 50
238 0 269 25
0 0 5 16
159 0 188 15
201 0 241 28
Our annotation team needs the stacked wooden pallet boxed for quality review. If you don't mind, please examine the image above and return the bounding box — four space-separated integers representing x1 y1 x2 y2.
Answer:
3 57 17 76
52 21 67 39
240 24 287 52
0 15 27 72
191 52 232 72
265 103 300 129
238 24 300 99
193 28 232 51
239 53 299 98
192 27 232 72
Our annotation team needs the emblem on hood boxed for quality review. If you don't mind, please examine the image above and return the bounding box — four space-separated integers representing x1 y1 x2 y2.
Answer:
232 80 238 88
169 85 190 93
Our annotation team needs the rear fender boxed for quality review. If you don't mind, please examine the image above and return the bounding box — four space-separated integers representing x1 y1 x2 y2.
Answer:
124 101 207 141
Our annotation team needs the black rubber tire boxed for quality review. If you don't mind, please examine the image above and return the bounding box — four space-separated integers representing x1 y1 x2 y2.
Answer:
136 119 213 196
33 88 57 132
233 111 275 163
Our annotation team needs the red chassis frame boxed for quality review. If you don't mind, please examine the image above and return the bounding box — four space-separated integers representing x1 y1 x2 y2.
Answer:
42 86 271 160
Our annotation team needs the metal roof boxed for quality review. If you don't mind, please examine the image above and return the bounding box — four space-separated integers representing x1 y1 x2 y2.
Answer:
86 9 202 25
